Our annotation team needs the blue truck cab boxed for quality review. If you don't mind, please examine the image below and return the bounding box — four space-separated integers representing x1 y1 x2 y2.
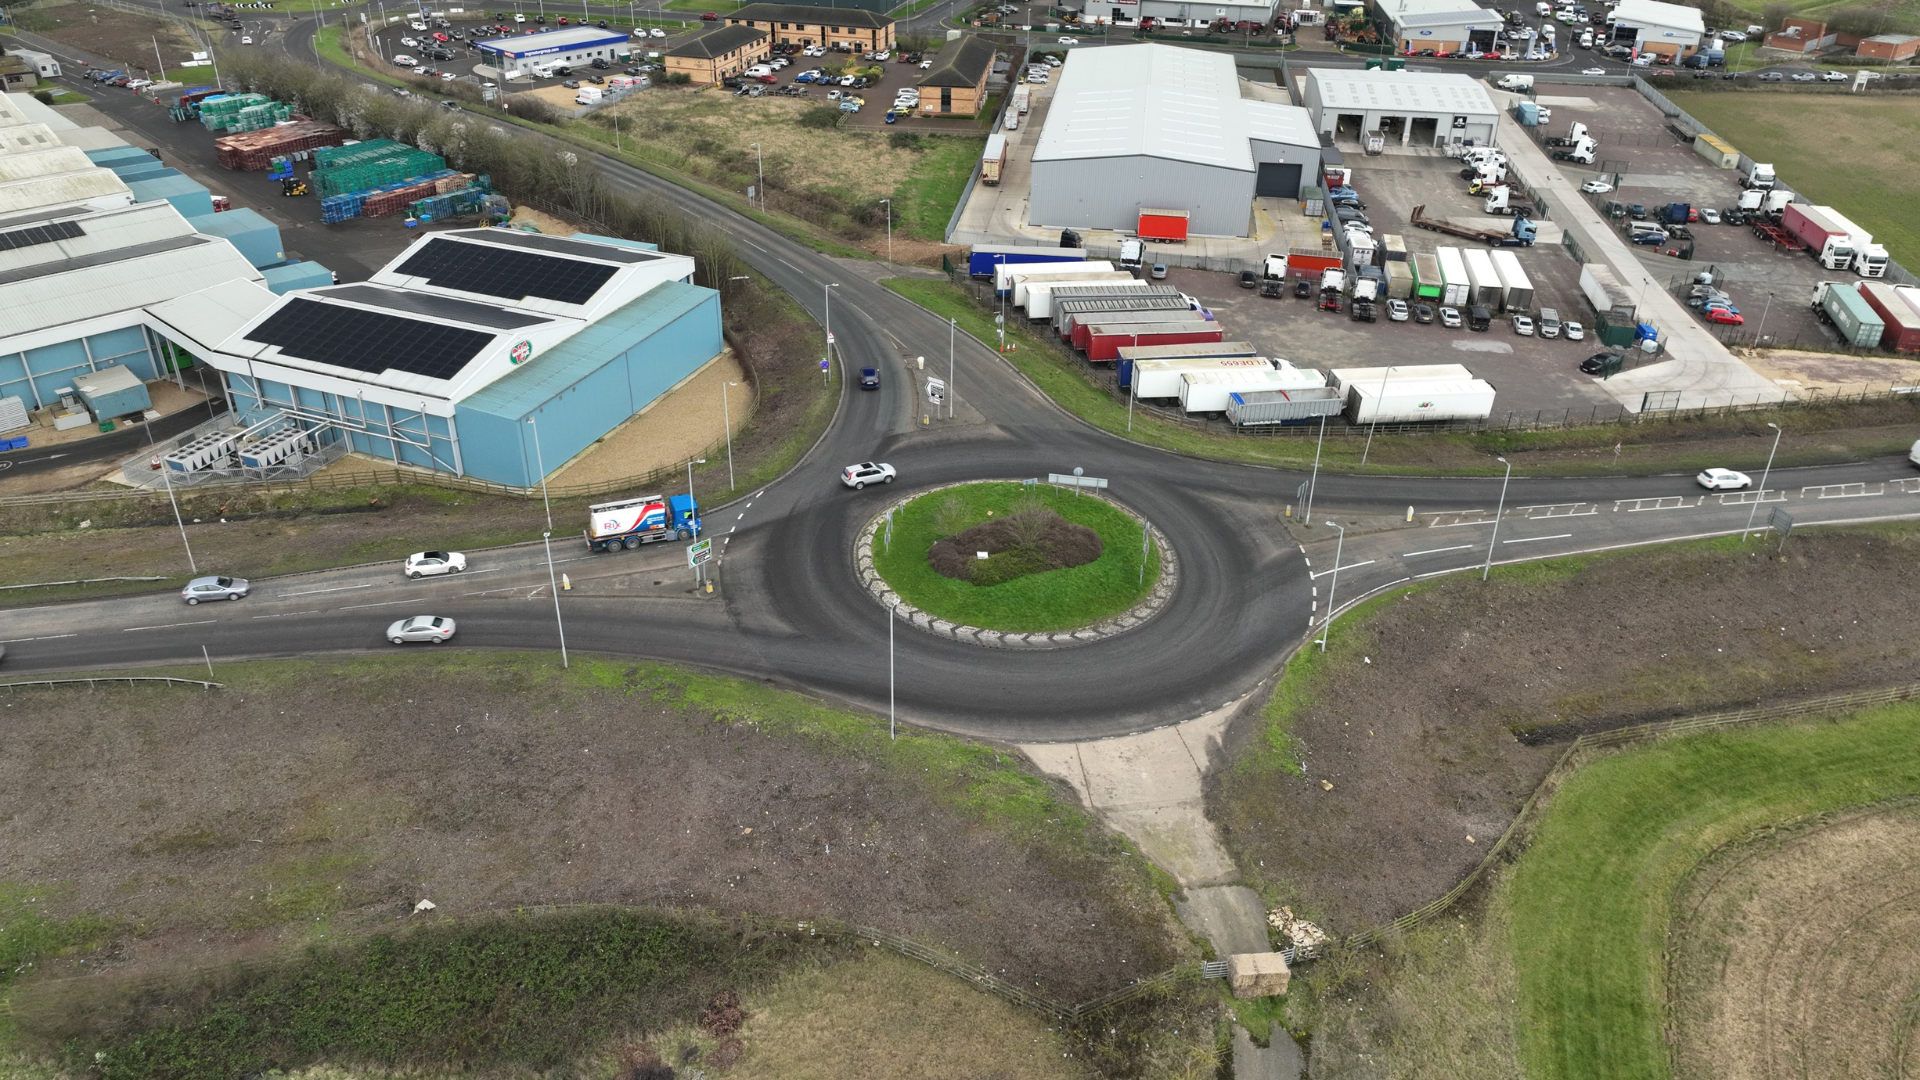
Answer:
585 492 702 552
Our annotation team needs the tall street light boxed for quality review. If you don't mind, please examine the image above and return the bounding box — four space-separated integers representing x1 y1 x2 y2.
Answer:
1318 520 1345 653
889 599 897 740
749 141 764 210
879 197 892 269
526 416 566 668
823 282 840 374
1482 456 1512 581
686 456 705 506
721 380 737 491
1360 365 1395 466
526 414 552 532
1305 412 1327 524
947 317 956 419
1744 422 1781 540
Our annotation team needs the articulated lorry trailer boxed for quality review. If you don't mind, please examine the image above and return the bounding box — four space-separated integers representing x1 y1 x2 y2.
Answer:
1343 378 1497 424
586 493 702 552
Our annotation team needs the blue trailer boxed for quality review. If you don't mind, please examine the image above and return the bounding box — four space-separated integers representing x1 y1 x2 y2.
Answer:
967 243 1089 279
585 492 702 552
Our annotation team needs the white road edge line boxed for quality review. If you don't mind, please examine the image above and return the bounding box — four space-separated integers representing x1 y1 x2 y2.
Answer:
1 633 77 643
123 620 217 632
1310 560 1374 580
252 609 322 619
279 583 377 598
1400 543 1475 557
340 599 430 611
1503 533 1574 545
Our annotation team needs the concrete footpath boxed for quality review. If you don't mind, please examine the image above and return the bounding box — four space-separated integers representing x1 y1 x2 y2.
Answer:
1019 697 1304 1080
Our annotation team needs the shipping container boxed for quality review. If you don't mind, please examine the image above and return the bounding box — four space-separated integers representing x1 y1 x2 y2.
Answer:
1490 249 1534 312
1083 321 1225 362
967 243 1088 279
1181 369 1327 414
1225 387 1345 426
1435 246 1471 307
1822 285 1884 348
1072 311 1210 353
1024 278 1153 321
1462 247 1504 310
1328 364 1476 399
1130 355 1284 399
214 120 349 170
1138 207 1190 242
1343 378 1497 424
1411 252 1444 301
998 259 1115 297
1855 282 1920 353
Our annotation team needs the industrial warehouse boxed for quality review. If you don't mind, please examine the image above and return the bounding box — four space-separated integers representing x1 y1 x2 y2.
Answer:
154 229 724 488
1028 44 1321 238
475 25 635 78
1302 67 1500 148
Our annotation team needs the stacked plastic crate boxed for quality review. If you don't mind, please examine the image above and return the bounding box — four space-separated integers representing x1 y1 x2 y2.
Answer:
312 140 447 199
199 93 271 132
363 170 469 217
229 101 292 132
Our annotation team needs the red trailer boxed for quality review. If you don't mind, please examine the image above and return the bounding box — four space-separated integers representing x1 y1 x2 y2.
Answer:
1780 203 1845 253
1856 282 1920 354
1138 208 1190 243
1083 322 1226 362
1070 310 1208 352
1284 248 1343 276
213 121 349 170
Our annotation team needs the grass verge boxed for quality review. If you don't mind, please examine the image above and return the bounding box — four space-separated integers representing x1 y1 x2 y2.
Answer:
1510 700 1920 1080
882 277 1920 476
868 481 1158 633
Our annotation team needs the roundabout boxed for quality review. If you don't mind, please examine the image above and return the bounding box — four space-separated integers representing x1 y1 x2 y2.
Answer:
854 481 1177 650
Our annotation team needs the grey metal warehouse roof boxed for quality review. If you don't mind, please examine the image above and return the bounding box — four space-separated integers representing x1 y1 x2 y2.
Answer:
1306 68 1497 116
1033 44 1316 171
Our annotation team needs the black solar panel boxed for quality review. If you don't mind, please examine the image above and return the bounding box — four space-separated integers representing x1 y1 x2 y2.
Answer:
465 229 661 264
317 284 553 329
394 237 617 305
0 219 84 253
244 298 495 381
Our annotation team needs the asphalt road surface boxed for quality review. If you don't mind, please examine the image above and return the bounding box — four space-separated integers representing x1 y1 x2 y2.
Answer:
11 26 1920 741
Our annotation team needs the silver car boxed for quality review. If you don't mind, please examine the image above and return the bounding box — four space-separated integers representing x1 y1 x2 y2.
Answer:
388 615 456 644
182 575 248 605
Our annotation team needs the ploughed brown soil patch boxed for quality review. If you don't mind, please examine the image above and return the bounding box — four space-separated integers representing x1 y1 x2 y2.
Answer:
1 658 1186 1002
1211 527 1920 933
929 512 1101 585
1669 803 1920 1080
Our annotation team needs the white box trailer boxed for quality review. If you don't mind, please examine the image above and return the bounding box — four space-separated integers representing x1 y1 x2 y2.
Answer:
1344 378 1497 424
998 259 1115 296
1436 246 1471 307
1225 386 1345 426
1462 247 1505 310
1327 364 1476 398
1133 356 1287 400
1116 341 1258 364
1490 249 1534 312
1180 368 1328 414
1578 262 1636 322
1024 277 1151 320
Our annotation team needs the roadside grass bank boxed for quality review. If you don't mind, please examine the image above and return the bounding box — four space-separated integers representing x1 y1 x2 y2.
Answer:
883 277 1920 476
1209 525 1920 934
868 481 1159 633
1509 699 1920 1080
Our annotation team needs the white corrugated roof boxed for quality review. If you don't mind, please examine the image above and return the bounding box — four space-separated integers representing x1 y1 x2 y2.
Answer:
1396 7 1502 27
0 145 95 184
3 92 79 131
1034 44 1315 170
1307 68 1498 116
0 240 261 339
0 123 64 157
0 169 132 216
1245 99 1317 146
145 276 295 355
1610 0 1704 32
0 202 192 275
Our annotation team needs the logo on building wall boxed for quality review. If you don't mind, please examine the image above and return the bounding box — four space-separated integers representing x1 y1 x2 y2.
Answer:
510 340 534 365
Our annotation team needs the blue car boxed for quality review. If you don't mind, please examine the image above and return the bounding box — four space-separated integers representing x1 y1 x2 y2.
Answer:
860 367 880 389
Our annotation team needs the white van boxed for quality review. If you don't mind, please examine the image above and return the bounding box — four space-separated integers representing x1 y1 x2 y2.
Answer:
743 64 773 78
1910 438 1920 467
575 86 603 104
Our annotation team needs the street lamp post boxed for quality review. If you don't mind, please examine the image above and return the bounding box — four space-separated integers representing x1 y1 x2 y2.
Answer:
823 282 839 373
1744 422 1781 539
1318 521 1345 653
1305 412 1326 524
721 381 737 490
880 197 892 269
687 456 705 506
889 600 897 740
1755 291 1775 344
947 317 956 419
1482 456 1512 581
749 141 763 209
160 463 197 575
1361 365 1394 466
526 415 553 532
542 530 568 668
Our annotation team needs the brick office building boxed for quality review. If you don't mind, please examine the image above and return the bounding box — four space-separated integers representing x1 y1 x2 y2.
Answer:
664 24 770 85
725 3 895 52
916 35 996 117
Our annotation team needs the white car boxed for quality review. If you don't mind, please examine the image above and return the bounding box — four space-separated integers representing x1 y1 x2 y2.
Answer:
1700 208 1721 224
405 550 468 578
650 26 667 37
1386 298 1410 321
1696 467 1752 490
1564 321 1586 341
440 70 457 80
393 54 417 66
1719 29 1745 40
1059 36 1079 44
1026 72 1048 83
1581 179 1614 193
841 461 896 489
1440 306 1463 329
512 12 525 21
872 50 890 60
240 35 253 44
410 19 427 30
388 614 456 644
1820 70 1848 82
401 35 419 46
1581 66 1606 74
1513 314 1536 336
919 58 933 69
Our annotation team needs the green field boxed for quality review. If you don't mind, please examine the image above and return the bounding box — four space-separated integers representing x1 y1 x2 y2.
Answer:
1509 700 1920 1080
869 481 1158 633
1671 93 1920 265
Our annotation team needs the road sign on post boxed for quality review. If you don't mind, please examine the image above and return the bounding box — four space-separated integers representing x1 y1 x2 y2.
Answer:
1769 506 1793 550
687 538 713 567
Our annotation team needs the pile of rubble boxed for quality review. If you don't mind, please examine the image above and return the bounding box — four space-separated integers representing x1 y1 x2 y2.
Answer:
1267 906 1330 951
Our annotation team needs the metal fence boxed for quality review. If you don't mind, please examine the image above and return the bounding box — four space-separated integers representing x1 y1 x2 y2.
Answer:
0 677 221 691
1299 680 1920 961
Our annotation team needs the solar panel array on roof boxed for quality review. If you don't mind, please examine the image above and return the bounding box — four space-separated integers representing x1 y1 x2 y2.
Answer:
244 297 496 381
0 219 84 253
317 284 554 329
465 229 659 264
395 237 617 305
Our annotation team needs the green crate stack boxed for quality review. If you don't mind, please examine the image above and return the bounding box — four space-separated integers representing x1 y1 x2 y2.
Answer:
229 102 292 133
312 138 411 170
199 93 270 131
313 146 447 199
